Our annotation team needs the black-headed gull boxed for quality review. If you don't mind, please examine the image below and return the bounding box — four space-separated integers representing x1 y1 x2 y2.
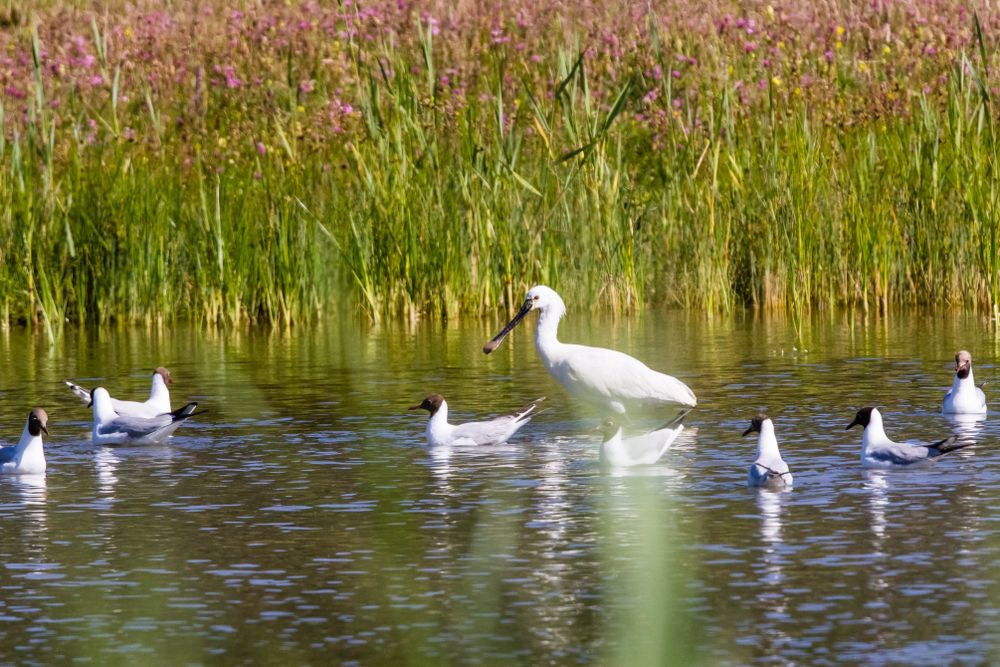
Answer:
409 394 544 446
594 418 684 467
483 285 696 415
91 387 197 445
66 367 174 418
0 408 49 475
743 413 792 488
847 406 969 468
942 350 987 415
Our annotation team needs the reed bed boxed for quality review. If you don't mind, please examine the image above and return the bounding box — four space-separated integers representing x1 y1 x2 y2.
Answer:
0 1 998 330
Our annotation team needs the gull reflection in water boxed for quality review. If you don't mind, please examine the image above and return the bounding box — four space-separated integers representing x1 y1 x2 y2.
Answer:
753 488 792 658
945 413 985 447
863 468 889 544
9 474 48 540
756 488 787 586
95 446 120 497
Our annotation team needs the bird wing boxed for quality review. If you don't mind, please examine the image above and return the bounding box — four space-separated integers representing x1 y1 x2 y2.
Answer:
619 426 684 464
0 445 16 464
449 399 543 446
558 344 696 407
110 398 159 418
869 442 933 465
100 413 174 440
450 415 522 445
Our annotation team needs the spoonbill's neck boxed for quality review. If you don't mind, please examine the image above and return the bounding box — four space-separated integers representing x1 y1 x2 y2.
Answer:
755 421 781 462
534 306 565 359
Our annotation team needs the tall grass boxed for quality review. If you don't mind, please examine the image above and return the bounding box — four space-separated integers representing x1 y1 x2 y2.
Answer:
0 2 999 333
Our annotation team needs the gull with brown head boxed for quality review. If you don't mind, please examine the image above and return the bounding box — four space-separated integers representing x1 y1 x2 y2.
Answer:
0 408 49 475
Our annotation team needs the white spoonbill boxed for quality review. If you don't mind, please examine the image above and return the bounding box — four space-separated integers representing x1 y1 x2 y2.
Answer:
846 407 969 469
594 418 684 467
483 285 696 414
409 394 544 447
743 413 792 489
91 387 197 445
66 367 174 418
0 408 49 475
942 350 987 415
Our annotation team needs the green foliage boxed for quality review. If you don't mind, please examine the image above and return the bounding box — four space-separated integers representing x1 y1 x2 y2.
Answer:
1 7 1000 335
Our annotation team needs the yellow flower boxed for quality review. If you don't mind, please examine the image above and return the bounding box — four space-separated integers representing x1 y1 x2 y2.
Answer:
882 45 891 55
858 62 868 72
836 25 845 37
217 137 227 148
297 105 305 114
766 5 775 20
771 76 782 87
777 41 785 50
836 41 843 50
793 86 801 95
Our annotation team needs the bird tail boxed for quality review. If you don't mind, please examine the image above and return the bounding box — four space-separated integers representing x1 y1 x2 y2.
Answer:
65 380 91 403
512 397 546 422
170 402 198 421
932 436 971 456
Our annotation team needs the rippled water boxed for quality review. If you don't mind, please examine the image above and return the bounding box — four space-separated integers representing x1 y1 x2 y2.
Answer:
0 310 999 664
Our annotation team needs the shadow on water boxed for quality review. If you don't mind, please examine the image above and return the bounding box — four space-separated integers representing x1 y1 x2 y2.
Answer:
0 310 997 662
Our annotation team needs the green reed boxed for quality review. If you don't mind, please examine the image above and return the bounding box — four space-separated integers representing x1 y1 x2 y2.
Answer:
2 14 1000 334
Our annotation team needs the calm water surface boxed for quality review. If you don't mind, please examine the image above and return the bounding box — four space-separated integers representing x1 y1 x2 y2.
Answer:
0 310 999 665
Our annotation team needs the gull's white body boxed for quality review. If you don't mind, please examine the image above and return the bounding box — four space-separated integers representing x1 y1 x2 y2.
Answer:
67 372 172 418
857 408 957 469
0 421 46 475
600 423 684 467
747 419 792 488
91 387 195 445
490 286 696 414
422 398 541 447
943 363 987 415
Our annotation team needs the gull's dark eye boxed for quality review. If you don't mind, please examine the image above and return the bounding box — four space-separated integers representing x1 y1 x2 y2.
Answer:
533 295 539 301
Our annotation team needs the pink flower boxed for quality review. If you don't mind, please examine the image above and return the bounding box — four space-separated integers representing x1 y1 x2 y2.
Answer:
256 142 266 156
299 79 314 94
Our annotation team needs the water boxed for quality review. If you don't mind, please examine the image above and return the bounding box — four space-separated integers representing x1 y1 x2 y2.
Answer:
0 310 998 664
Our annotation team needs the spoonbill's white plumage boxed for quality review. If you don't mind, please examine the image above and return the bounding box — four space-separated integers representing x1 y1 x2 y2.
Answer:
743 413 792 489
942 350 987 415
91 387 197 445
847 407 969 468
409 394 544 447
66 367 174 418
483 285 696 415
0 408 49 475
595 418 684 467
